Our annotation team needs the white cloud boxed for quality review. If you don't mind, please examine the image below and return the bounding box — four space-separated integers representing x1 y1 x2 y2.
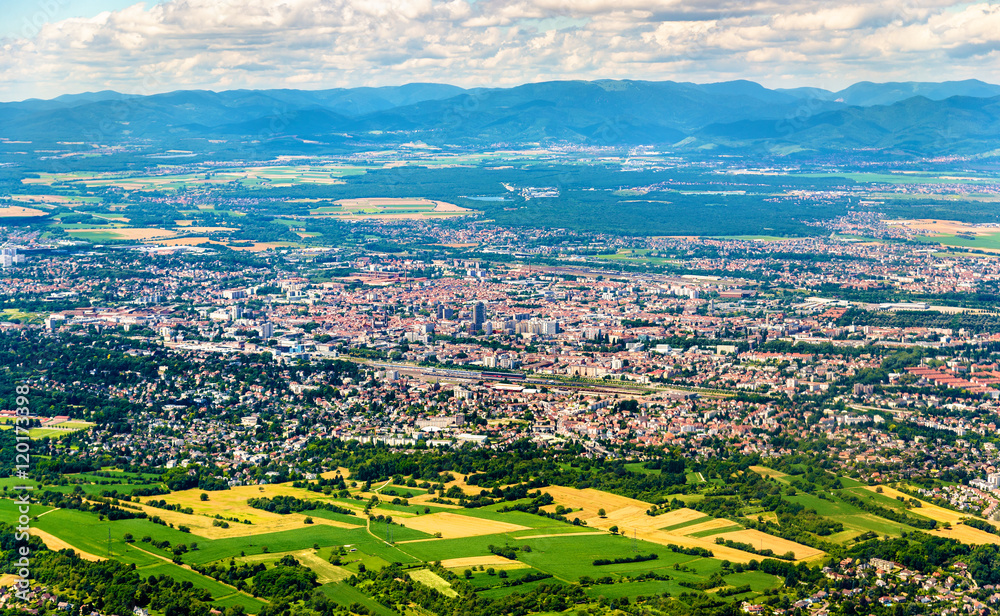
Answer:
0 0 998 100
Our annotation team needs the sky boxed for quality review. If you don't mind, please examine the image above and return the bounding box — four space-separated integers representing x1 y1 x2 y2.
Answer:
1 0 999 101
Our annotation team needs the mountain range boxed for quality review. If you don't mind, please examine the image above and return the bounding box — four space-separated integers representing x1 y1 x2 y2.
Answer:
3 79 1000 156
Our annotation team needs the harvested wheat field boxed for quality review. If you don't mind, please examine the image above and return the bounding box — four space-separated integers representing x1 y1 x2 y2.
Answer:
31 529 103 561
539 486 653 526
537 488 824 564
0 206 46 217
889 219 1000 236
407 493 463 509
401 512 529 539
441 472 518 495
117 499 359 539
651 507 710 528
713 529 824 561
122 485 364 538
931 524 1000 545
0 573 21 587
321 467 352 480
863 486 964 524
439 555 531 570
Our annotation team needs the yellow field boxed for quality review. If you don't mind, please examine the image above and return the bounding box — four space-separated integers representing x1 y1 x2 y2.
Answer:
0 206 46 217
0 573 20 587
863 486 965 524
438 555 531 570
650 508 710 528
124 485 364 538
540 486 652 524
930 524 1000 545
401 512 529 539
10 195 67 205
889 219 1000 236
749 466 789 480
712 529 825 561
406 493 463 509
321 467 351 480
31 528 103 561
409 569 458 597
539 488 823 564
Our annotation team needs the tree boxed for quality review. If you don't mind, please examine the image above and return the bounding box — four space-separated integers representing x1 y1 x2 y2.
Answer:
598 508 607 518
200 493 209 501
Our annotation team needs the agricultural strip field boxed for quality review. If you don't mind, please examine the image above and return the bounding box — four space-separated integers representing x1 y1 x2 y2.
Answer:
747 467 1000 545
2 475 841 612
539 487 823 564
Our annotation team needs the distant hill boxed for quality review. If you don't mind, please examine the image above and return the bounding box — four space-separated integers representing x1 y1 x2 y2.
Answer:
777 80 1000 106
2 79 999 156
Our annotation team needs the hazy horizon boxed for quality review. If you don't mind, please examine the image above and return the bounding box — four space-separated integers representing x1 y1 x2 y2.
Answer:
5 75 1000 105
2 0 999 101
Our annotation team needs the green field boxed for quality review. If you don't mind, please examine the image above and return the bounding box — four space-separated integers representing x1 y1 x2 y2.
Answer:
320 581 400 616
660 515 713 532
8 467 940 614
0 308 47 324
912 232 1000 251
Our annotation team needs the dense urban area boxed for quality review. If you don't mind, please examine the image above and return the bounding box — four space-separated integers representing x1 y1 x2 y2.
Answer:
4 147 1000 616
